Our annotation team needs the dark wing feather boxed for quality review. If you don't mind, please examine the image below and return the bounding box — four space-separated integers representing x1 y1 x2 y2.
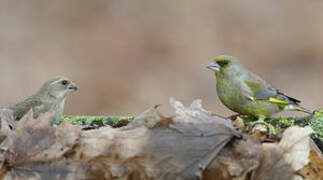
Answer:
254 87 277 100
254 87 301 105
276 90 301 104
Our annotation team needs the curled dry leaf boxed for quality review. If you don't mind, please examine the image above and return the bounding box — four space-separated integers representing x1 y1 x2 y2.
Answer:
297 151 323 180
251 124 269 142
6 110 57 162
252 126 315 180
170 98 241 138
127 105 162 128
204 137 262 180
279 126 314 171
233 116 245 130
1 109 82 180
75 99 241 179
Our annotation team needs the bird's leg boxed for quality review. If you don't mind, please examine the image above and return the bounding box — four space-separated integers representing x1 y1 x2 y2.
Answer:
250 117 276 137
227 114 241 120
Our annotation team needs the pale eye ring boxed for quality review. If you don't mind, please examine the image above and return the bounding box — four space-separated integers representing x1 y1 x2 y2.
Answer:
61 80 68 86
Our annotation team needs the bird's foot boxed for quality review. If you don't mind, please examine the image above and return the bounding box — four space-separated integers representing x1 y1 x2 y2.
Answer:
250 118 276 137
227 114 241 120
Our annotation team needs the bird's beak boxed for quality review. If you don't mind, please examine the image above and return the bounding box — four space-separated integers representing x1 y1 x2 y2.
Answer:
67 83 78 91
206 61 220 72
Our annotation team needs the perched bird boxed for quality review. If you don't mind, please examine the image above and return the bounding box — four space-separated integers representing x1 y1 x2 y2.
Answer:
206 55 312 134
9 76 78 123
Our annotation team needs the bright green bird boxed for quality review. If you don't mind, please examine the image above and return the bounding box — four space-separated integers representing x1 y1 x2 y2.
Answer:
206 55 312 135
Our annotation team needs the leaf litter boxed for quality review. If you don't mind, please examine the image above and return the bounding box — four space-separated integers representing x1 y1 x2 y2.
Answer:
0 99 320 180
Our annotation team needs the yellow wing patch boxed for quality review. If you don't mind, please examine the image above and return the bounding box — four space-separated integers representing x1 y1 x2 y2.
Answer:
251 97 288 105
268 97 288 105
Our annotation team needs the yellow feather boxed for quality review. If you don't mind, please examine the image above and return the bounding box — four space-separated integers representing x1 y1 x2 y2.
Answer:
268 97 288 105
295 107 303 111
295 107 311 113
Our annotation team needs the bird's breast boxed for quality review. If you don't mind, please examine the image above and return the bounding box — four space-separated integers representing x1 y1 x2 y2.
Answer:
216 79 245 112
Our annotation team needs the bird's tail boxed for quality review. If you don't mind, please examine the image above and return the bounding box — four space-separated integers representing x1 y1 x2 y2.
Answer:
295 106 313 114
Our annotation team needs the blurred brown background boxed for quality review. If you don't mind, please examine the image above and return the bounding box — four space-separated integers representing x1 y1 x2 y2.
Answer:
0 0 322 117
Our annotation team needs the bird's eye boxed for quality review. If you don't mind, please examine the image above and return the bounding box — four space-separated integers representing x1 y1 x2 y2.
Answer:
61 80 68 86
217 60 229 67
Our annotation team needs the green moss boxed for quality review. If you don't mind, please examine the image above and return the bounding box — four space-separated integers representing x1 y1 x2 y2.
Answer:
242 115 293 126
277 117 295 126
241 116 295 135
242 116 305 133
61 115 134 127
313 110 323 117
310 110 323 141
240 110 323 141
240 115 256 126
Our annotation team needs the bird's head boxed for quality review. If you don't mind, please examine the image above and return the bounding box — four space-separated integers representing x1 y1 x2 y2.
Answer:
39 76 78 99
206 55 241 77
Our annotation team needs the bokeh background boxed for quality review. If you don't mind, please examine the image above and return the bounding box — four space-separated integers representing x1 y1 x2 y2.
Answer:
0 0 322 117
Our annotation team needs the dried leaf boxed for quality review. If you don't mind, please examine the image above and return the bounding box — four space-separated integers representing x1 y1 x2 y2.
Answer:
233 116 245 130
170 98 241 138
0 99 241 179
204 137 261 180
2 109 82 179
128 105 162 128
280 126 314 171
252 126 314 180
251 124 268 142
297 151 323 180
76 99 241 179
41 120 81 159
7 110 56 161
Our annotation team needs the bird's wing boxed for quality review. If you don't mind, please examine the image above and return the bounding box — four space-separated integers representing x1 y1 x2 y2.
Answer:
9 97 43 120
254 87 301 105
244 72 271 95
244 72 300 105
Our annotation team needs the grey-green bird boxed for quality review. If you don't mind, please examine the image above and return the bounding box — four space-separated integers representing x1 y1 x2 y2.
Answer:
206 56 312 133
9 76 78 123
